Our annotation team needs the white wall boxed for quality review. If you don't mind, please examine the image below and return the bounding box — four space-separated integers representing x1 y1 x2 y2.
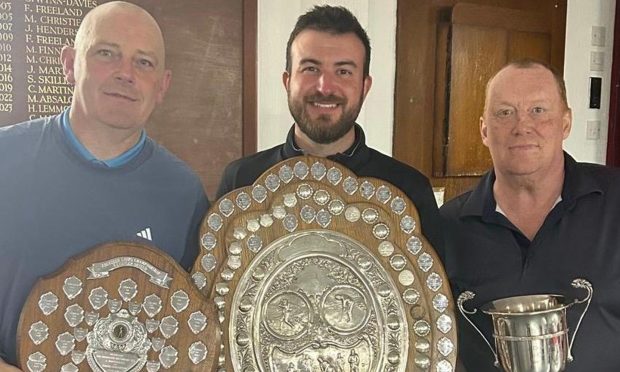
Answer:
258 1 617 164
257 0 397 155
564 0 616 164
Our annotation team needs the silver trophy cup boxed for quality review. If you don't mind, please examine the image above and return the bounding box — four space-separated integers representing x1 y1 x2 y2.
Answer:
457 279 593 372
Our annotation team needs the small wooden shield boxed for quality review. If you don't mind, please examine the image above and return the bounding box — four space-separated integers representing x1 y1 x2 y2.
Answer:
18 241 219 372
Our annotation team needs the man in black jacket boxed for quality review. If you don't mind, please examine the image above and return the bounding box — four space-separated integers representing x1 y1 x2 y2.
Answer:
217 5 443 256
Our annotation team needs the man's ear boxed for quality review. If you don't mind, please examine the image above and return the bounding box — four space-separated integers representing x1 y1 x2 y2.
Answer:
282 70 290 91
156 69 172 104
480 116 489 147
362 75 372 101
562 108 572 140
60 46 77 84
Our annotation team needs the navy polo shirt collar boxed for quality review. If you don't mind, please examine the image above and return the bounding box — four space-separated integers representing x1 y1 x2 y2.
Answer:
61 109 146 168
459 152 603 219
282 123 370 170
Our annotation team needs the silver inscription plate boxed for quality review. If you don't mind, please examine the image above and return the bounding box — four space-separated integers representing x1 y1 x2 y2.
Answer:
28 321 49 345
118 279 138 302
89 287 109 310
159 345 178 369
55 332 75 356
64 304 84 328
159 316 179 339
188 311 208 334
38 292 59 316
188 341 208 364
27 352 47 372
143 294 163 318
63 276 83 300
170 290 190 313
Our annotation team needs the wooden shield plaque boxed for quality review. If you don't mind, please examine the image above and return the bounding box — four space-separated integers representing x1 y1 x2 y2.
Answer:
17 242 219 372
190 156 457 372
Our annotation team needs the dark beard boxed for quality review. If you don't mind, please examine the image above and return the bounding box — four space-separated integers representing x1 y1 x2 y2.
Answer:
288 92 362 144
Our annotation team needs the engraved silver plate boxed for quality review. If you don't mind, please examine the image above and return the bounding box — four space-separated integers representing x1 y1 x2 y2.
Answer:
247 235 263 253
399 270 415 286
360 181 376 199
189 311 208 334
433 294 449 313
229 230 409 372
151 337 165 352
378 241 395 256
265 173 281 192
85 311 99 327
418 252 433 272
61 362 78 372
128 302 142 316
87 257 172 289
343 176 359 195
188 341 208 364
316 210 332 228
38 292 59 316
146 360 160 372
293 161 309 179
437 314 452 334
119 279 138 302
273 205 287 219
260 214 274 227
414 320 431 337
233 227 247 240
86 309 150 372
27 352 47 372
311 162 327 180
403 289 421 305
108 299 122 314
236 192 251 210
201 232 217 251
373 223 390 240
328 199 345 215
252 184 268 203
146 319 160 334
283 214 298 232
400 216 416 234
283 193 297 208
201 254 217 273
376 185 392 204
219 198 234 217
159 346 178 368
407 236 422 255
143 294 163 318
207 213 223 232
63 276 83 300
89 287 108 310
72 350 85 364
426 273 443 292
390 255 407 271
192 272 207 290
279 165 294 183
300 205 316 223
247 219 260 232
159 316 179 339
327 167 343 185
170 290 190 313
361 208 379 224
65 304 85 327
55 332 75 356
296 184 313 199
74 327 88 342
438 360 453 372
28 321 49 345
437 337 454 357
390 196 406 215
344 206 361 222
228 256 242 270
313 189 330 205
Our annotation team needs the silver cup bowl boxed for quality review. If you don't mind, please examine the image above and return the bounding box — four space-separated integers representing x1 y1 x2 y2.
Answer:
458 279 593 372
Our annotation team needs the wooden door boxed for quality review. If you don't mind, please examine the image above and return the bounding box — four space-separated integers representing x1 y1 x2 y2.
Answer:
394 0 567 202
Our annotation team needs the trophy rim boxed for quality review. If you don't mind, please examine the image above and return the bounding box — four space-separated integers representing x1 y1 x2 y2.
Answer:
481 293 572 316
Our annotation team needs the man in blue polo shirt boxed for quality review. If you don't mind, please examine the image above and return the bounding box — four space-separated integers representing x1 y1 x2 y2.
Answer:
0 2 208 369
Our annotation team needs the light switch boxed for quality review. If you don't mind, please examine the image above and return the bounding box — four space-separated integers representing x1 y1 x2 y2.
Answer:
590 51 604 71
586 120 600 140
592 26 606 47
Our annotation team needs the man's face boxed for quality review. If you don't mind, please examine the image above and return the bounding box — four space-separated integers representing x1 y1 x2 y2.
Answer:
62 8 170 131
283 30 371 144
480 65 571 178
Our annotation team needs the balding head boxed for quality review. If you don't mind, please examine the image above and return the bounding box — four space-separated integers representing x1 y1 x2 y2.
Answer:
74 1 166 69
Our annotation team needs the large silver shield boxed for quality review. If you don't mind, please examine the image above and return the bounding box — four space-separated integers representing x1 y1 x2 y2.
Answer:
191 156 457 371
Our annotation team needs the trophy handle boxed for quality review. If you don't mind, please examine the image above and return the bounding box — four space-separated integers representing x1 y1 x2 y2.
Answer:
457 291 500 368
567 278 593 362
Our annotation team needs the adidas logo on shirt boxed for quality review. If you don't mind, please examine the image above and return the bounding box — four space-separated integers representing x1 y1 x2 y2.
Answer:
136 227 152 241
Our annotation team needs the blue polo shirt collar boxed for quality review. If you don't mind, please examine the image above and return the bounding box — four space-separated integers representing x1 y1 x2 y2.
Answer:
61 109 146 168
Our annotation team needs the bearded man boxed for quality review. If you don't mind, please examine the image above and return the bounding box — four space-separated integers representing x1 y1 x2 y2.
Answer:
216 5 443 255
